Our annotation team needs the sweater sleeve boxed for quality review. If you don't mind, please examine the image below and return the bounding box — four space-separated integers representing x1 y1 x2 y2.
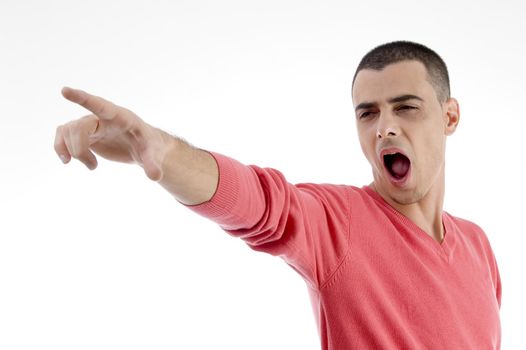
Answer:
179 150 351 290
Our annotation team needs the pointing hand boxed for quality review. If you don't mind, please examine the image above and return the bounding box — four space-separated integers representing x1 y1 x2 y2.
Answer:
54 87 172 181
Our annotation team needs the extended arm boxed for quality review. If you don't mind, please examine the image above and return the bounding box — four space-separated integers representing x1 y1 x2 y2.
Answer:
54 87 351 290
54 87 218 205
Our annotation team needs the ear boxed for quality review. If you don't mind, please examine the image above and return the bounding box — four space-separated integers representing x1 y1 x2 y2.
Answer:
443 97 460 136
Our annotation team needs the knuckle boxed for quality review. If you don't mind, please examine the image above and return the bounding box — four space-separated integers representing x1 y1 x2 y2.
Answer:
121 107 132 115
69 121 86 135
96 103 107 117
60 123 70 132
54 136 63 150
68 125 80 137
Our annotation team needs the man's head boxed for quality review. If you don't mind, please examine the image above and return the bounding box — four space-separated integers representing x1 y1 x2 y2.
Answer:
352 41 460 205
352 41 451 104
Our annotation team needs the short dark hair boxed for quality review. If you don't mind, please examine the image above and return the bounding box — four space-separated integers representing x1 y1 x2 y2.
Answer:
352 40 451 103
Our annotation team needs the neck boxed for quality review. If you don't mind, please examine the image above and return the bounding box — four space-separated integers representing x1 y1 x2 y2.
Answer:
370 166 446 243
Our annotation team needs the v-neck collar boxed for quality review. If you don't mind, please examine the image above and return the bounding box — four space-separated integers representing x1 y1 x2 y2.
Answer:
362 185 456 263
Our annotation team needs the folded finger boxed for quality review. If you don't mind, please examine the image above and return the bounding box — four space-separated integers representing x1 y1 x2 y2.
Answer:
63 124 98 170
54 125 71 163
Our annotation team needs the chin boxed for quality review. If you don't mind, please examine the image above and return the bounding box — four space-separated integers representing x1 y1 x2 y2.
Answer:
374 175 424 205
390 190 423 205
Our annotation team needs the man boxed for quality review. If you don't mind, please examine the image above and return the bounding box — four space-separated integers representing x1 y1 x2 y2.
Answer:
54 41 502 349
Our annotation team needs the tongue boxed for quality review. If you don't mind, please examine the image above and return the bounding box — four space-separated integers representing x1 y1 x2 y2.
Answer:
391 155 410 178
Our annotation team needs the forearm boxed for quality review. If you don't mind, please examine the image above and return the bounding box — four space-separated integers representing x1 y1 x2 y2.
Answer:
157 132 219 206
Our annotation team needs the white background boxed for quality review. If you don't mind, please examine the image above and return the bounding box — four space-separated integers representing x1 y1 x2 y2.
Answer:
1 0 525 349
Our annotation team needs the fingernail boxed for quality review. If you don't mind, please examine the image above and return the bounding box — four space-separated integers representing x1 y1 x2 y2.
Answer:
60 155 68 164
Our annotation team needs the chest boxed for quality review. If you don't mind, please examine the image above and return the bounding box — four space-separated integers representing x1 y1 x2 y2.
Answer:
320 228 501 347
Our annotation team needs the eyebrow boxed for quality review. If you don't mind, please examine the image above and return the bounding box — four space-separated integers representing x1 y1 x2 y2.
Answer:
354 94 424 112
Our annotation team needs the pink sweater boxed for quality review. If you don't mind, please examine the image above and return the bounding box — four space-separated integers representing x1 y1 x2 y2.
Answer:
183 151 502 349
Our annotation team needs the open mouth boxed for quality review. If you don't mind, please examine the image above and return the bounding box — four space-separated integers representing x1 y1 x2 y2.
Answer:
383 152 411 181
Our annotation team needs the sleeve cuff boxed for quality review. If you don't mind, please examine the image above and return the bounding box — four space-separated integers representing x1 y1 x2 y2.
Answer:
178 150 245 227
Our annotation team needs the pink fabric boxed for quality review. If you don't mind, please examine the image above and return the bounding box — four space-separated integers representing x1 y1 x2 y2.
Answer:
183 151 502 349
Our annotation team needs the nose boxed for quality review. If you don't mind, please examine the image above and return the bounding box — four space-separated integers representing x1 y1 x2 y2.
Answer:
376 112 400 139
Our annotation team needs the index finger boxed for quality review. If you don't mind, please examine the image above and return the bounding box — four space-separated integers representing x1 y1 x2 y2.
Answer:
61 86 120 121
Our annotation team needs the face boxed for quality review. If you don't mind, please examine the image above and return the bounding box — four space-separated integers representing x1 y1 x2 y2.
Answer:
352 60 460 205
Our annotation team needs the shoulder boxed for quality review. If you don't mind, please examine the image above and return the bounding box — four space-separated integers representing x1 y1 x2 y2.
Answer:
445 212 501 303
446 212 496 258
447 212 487 238
292 184 385 227
293 183 373 206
